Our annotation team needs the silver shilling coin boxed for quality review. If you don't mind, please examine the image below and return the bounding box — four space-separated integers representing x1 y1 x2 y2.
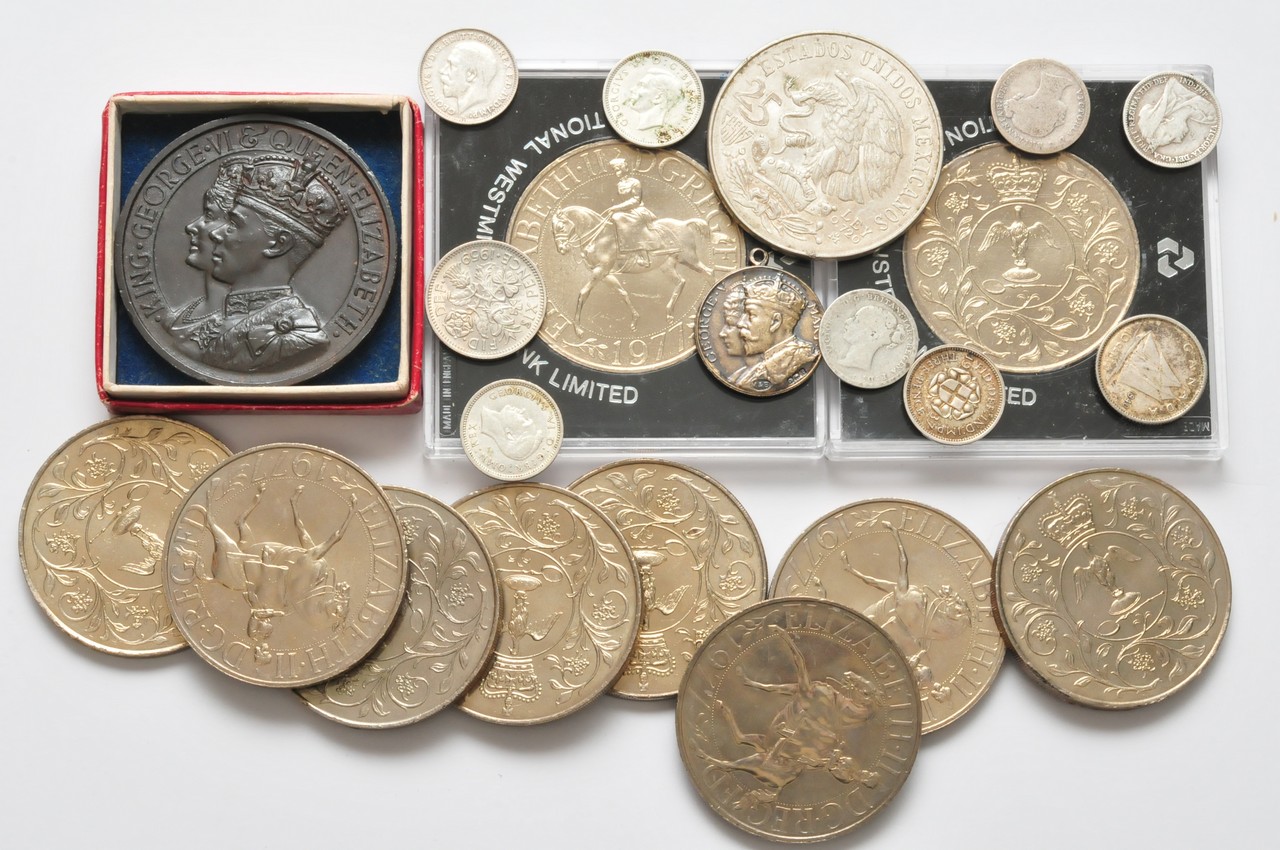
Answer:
820 289 919 388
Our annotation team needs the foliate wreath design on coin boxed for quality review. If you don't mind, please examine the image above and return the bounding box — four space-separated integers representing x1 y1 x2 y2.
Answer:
905 144 1138 373
457 487 638 719
21 419 228 655
998 471 1229 707
572 463 764 696
927 365 981 420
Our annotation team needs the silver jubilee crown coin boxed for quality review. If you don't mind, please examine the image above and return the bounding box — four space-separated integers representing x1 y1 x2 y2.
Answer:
707 31 942 259
114 115 398 386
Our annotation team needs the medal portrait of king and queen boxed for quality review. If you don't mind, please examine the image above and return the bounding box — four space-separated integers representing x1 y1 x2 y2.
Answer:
172 155 345 372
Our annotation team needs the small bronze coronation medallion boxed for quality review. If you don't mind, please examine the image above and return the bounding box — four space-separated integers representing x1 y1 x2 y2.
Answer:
603 50 704 148
419 28 518 125
697 265 823 397
20 417 230 657
297 487 498 728
996 469 1230 709
772 499 1003 733
1096 314 1207 424
677 598 920 843
428 239 546 359
569 459 766 699
992 58 1091 154
707 31 943 259
1123 71 1221 168
115 115 397 386
904 346 1005 445
904 143 1138 373
454 483 640 724
164 444 407 687
507 140 744 373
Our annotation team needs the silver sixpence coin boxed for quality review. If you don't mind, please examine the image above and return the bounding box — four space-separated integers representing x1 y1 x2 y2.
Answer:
820 289 919 388
419 29 518 125
1123 71 1221 168
114 115 398 386
460 379 563 480
428 240 546 359
603 50 704 148
991 58 1090 154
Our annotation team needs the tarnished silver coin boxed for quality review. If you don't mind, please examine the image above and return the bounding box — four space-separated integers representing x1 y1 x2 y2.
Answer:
992 58 1090 154
297 487 498 728
996 469 1230 709
603 51 704 148
19 417 230 657
904 346 1005 445
427 240 546 359
697 265 823 397
569 459 767 699
454 483 641 724
1096 314 1207 424
772 500 1003 733
707 31 942 259
164 444 407 687
1123 72 1221 168
820 289 918 388
419 29 518 125
114 115 397 386
460 379 563 481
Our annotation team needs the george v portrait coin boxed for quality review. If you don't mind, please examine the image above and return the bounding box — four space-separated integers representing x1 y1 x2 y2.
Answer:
114 115 398 386
419 29 518 125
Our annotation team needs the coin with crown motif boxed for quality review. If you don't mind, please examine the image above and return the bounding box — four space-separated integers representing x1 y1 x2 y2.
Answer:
114 115 397 386
995 468 1230 709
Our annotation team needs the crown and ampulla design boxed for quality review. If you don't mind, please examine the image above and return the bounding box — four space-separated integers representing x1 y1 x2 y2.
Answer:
215 154 350 246
988 158 1046 203
1037 491 1096 549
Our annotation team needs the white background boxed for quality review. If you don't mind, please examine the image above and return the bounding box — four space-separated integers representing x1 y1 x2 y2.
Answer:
3 2 1274 847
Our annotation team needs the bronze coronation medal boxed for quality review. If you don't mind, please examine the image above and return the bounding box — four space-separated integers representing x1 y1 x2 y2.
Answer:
454 483 640 724
569 460 766 698
507 139 744 373
996 469 1230 709
677 598 920 843
20 417 230 657
114 115 397 386
164 444 407 687
904 143 1138 373
772 499 1003 733
297 487 498 728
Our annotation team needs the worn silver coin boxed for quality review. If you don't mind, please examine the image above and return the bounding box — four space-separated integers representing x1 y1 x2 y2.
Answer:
460 379 563 481
820 289 918 388
114 115 397 386
992 58 1090 154
428 240 546 359
603 51 704 148
1123 72 1221 168
419 29 518 125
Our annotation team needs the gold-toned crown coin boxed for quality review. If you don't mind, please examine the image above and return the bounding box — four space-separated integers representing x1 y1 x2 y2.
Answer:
569 459 766 699
296 487 499 728
454 482 640 724
772 499 1003 733
996 468 1230 709
677 598 921 842
164 444 407 687
904 143 1138 373
1096 314 1207 424
20 417 230 657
